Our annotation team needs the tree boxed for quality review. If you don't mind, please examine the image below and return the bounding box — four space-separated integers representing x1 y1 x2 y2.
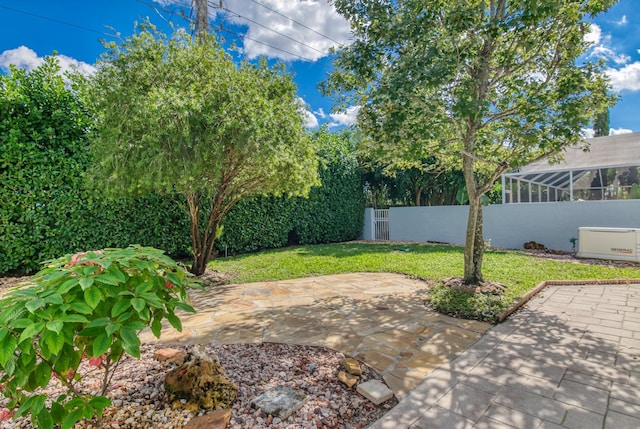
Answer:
324 0 615 284
87 25 319 275
593 108 610 137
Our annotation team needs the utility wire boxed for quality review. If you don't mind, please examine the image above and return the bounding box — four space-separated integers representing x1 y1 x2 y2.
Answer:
248 0 342 45
135 0 194 25
217 25 316 62
209 0 329 57
0 4 119 38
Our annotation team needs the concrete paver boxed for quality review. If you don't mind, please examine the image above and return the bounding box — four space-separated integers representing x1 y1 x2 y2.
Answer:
371 282 640 429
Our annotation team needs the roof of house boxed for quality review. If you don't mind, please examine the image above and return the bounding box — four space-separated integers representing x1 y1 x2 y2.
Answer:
516 132 640 174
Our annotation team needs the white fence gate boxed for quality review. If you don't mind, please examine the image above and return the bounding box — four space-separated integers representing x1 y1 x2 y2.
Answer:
373 209 390 241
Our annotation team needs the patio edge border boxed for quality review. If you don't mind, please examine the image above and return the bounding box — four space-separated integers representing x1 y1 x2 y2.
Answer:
495 278 639 322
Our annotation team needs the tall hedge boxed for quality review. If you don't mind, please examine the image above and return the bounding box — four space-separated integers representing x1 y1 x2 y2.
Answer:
217 129 364 255
0 61 364 274
0 59 191 274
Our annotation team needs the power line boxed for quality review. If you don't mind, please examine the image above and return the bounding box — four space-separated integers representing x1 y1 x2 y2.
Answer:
248 0 342 45
135 0 194 25
217 25 316 62
0 4 119 38
209 1 330 57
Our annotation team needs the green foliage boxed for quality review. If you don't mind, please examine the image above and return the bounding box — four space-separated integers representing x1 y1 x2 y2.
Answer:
0 58 89 273
325 0 617 282
86 23 319 275
630 184 640 199
427 283 499 321
593 108 610 137
216 129 364 254
0 57 191 275
294 129 364 244
0 246 200 429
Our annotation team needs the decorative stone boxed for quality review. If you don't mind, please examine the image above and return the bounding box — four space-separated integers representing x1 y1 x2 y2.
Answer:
154 348 186 365
184 409 231 429
357 380 394 405
523 240 546 250
342 357 362 376
337 371 358 388
164 345 238 412
250 386 306 420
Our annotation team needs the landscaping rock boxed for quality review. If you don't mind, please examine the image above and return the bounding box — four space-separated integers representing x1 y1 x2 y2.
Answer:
154 348 186 365
524 240 546 250
338 370 359 388
342 357 362 375
250 386 307 420
357 380 394 405
184 409 231 429
164 345 238 412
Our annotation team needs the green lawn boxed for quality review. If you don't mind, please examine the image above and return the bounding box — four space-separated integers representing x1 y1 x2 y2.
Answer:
208 242 640 320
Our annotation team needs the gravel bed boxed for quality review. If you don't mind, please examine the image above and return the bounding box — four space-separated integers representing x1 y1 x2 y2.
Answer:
0 343 397 429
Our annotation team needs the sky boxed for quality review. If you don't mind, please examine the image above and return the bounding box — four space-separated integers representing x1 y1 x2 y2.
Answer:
0 0 639 134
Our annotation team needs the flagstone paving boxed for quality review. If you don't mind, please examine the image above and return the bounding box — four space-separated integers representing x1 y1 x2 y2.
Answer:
140 272 490 399
141 274 640 428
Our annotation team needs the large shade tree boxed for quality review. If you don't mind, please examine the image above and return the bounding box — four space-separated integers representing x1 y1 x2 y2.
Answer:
325 0 616 284
87 25 318 275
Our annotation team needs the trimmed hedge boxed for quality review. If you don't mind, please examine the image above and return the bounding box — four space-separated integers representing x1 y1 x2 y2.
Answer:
217 129 365 255
0 60 191 274
0 61 364 273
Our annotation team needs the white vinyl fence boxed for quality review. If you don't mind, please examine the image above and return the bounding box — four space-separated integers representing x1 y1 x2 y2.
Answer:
363 200 640 251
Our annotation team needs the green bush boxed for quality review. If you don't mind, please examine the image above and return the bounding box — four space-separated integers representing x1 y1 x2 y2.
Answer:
0 60 363 273
216 129 365 255
0 59 191 275
0 246 201 428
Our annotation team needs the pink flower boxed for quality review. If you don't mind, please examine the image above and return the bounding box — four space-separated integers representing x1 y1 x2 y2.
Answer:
0 408 14 421
66 250 104 269
88 356 103 367
165 280 176 289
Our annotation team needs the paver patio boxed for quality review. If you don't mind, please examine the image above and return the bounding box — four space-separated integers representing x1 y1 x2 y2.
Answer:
140 272 490 399
371 282 640 429
141 274 640 428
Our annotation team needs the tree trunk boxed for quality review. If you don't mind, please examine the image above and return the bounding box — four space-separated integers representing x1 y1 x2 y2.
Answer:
185 192 220 276
415 186 423 206
463 195 484 284
472 203 484 283
462 149 485 285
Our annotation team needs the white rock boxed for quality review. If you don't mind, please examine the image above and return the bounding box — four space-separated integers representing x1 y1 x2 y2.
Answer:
356 380 394 405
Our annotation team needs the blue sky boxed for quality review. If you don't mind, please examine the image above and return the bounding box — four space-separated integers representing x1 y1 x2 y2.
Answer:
1 0 639 134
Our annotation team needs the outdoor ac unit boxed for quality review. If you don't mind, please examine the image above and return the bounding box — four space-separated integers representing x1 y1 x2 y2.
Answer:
577 227 640 262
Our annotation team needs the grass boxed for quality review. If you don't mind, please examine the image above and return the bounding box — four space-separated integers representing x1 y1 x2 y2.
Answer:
208 242 640 320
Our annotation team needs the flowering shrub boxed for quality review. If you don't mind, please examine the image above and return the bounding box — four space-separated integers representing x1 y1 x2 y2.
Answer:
0 245 202 428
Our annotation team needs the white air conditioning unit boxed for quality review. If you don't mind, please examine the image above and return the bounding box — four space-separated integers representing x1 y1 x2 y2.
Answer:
577 227 640 262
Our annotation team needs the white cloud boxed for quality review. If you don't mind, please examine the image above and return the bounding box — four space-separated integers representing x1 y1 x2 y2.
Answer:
584 24 602 45
204 0 350 61
581 128 595 139
296 97 319 128
0 46 43 72
328 105 360 127
313 107 328 119
585 23 631 66
582 127 634 138
0 46 95 76
607 62 640 92
615 15 628 26
609 127 633 135
590 46 630 65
